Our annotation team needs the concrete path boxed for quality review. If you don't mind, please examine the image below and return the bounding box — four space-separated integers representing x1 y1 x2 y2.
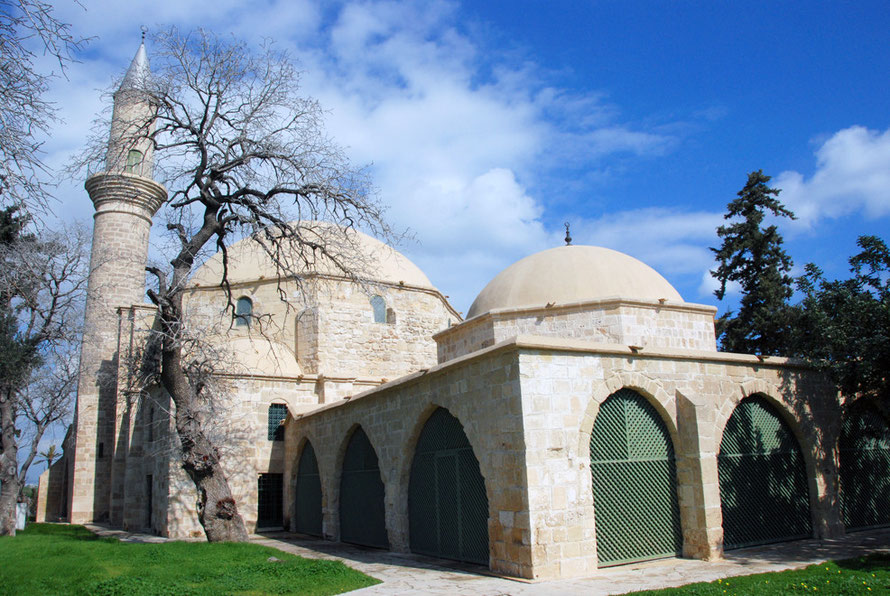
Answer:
84 524 890 595
252 528 890 595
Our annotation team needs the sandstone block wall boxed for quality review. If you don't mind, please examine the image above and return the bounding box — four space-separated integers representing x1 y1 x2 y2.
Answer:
435 299 717 363
285 348 531 577
283 336 840 581
69 173 165 525
184 277 454 382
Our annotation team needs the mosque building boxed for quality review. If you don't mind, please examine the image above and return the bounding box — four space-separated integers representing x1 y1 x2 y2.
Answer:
37 40 889 580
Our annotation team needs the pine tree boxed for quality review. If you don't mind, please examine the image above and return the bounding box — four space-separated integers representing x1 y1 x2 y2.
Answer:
711 170 796 355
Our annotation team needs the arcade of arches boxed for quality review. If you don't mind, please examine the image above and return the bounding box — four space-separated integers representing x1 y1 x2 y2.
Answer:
285 335 872 580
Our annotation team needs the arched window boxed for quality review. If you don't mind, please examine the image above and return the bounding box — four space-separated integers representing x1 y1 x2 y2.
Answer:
370 295 386 323
268 403 287 441
235 296 252 326
125 149 143 173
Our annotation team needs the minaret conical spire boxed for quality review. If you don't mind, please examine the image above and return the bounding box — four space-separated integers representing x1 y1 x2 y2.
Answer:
118 44 149 94
106 30 156 176
117 28 150 95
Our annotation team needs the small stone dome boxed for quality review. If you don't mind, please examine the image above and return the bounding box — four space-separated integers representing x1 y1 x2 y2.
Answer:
190 222 434 289
467 245 683 318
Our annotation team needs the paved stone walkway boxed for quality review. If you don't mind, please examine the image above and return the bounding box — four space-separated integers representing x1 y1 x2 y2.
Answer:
85 524 890 595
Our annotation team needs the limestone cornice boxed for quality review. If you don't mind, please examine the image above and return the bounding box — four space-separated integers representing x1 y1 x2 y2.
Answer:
295 333 813 420
187 272 463 320
85 172 167 222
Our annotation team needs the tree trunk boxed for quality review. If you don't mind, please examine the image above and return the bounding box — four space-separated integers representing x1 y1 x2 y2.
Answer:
173 397 249 542
158 300 248 542
0 387 21 536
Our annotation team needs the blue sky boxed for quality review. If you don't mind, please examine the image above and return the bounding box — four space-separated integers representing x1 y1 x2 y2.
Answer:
40 0 890 315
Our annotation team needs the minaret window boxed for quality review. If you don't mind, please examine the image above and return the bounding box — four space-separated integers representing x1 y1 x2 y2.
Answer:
370 295 386 323
235 296 253 326
125 149 143 173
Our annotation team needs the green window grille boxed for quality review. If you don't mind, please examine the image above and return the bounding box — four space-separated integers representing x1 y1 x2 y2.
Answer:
257 473 283 529
839 404 890 530
294 442 323 536
408 408 489 566
589 388 682 566
718 395 811 550
268 404 287 441
340 427 389 548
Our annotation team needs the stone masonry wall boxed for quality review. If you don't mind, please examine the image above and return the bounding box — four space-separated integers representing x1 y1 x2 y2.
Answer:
513 339 840 577
185 277 454 383
436 299 717 363
285 336 839 581
284 349 531 578
69 173 164 525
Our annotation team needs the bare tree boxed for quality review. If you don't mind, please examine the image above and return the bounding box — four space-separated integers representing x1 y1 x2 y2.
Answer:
77 28 389 541
0 0 84 212
0 217 88 535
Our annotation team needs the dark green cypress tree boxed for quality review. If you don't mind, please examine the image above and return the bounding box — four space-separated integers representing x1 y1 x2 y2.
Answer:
711 170 796 355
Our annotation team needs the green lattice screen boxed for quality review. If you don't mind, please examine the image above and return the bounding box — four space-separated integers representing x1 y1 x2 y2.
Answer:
294 442 323 536
840 405 890 530
589 388 682 566
340 427 389 548
408 408 489 566
718 395 811 550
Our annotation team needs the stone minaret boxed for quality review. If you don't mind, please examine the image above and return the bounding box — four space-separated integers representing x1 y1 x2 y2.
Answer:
68 39 167 524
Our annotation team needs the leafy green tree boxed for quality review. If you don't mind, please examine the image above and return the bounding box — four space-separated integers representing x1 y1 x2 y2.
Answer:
793 236 890 408
711 170 796 354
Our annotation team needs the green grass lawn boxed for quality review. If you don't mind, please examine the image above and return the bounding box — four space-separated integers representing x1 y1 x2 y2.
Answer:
626 553 890 595
0 524 380 596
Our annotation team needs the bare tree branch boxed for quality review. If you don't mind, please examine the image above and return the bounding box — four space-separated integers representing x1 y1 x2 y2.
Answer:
72 27 391 542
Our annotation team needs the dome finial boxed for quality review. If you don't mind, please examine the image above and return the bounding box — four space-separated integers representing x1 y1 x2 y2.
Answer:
140 25 147 43
564 222 572 246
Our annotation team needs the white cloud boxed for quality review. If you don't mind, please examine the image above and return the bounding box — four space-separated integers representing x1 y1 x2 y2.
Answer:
698 270 741 300
567 208 725 303
776 125 890 227
39 0 684 313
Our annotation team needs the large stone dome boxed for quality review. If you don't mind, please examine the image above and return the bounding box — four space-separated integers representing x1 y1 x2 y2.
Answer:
190 222 434 289
467 245 683 318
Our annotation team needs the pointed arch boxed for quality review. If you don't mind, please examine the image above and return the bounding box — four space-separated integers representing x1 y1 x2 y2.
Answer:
408 407 489 566
340 426 389 548
589 388 682 566
294 440 322 537
839 401 890 530
718 394 811 549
